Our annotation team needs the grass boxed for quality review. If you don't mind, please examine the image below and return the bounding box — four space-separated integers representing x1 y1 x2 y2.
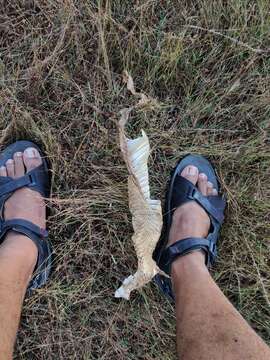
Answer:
0 0 270 358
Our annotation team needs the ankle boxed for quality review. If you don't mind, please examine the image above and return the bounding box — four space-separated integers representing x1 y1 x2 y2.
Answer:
171 251 208 280
0 232 38 269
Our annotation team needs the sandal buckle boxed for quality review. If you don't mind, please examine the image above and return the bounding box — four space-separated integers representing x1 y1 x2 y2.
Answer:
187 188 196 200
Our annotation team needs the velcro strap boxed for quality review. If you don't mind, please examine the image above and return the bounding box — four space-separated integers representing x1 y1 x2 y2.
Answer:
193 190 224 224
170 176 195 210
1 219 48 239
159 237 213 275
0 175 32 197
0 176 12 186
26 165 49 197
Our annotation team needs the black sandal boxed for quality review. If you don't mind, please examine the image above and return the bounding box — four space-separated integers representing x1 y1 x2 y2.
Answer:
0 141 52 291
153 154 226 300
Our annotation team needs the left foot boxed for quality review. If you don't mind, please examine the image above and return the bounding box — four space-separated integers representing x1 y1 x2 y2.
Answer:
0 147 46 263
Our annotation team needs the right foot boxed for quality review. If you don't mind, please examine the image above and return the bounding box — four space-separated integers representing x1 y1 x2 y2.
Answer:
168 165 218 269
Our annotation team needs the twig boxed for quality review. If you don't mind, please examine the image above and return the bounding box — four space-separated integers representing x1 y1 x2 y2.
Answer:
185 25 268 54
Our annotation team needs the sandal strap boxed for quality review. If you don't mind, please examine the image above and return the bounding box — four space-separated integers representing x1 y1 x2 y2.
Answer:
171 176 225 224
192 190 224 224
0 218 51 290
1 218 48 240
159 237 216 275
0 174 33 197
0 164 48 200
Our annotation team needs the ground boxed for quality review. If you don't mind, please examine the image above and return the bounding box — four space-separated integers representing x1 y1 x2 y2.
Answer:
0 1 270 359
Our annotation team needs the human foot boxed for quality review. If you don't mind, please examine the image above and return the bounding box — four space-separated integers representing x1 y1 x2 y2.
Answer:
0 148 46 261
168 165 218 268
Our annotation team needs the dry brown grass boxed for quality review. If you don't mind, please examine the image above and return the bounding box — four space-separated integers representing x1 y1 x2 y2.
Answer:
0 1 270 359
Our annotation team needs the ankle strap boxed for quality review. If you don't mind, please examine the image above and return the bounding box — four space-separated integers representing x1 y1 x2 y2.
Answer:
159 237 215 275
0 218 52 291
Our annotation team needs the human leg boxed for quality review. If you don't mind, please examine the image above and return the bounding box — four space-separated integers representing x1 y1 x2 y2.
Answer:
0 148 46 359
170 166 270 360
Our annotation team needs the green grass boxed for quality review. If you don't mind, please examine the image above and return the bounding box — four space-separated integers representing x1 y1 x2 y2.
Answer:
0 1 269 358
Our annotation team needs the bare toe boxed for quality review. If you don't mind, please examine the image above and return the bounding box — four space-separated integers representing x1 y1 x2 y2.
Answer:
181 165 199 185
13 152 25 178
23 148 42 172
198 173 208 195
0 166 7 177
6 159 15 178
212 188 218 196
207 181 213 196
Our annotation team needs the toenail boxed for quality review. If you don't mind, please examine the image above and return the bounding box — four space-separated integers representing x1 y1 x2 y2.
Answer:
6 159 14 164
25 148 36 158
188 166 198 175
212 189 218 195
207 181 213 187
199 173 206 179
15 152 22 157
0 166 5 170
